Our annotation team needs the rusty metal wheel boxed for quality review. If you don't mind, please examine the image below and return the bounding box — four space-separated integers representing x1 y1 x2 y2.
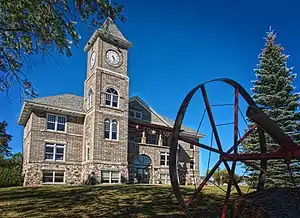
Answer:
169 78 269 217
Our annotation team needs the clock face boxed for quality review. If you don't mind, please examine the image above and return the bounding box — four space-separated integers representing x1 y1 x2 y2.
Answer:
90 51 96 69
106 50 121 66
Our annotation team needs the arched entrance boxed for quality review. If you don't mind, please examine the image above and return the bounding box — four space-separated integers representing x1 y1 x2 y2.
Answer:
132 154 152 183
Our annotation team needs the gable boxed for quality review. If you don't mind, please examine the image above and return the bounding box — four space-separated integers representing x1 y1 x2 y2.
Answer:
129 97 171 127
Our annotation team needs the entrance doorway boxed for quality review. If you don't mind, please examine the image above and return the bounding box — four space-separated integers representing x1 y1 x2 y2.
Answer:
132 154 151 183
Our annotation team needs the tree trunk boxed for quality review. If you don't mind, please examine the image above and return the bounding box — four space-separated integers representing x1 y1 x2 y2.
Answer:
231 187 300 218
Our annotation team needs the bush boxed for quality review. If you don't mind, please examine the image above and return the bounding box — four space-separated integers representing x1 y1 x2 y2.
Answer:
0 153 23 187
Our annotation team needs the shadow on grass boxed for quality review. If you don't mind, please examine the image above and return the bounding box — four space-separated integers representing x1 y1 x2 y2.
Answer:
0 185 244 217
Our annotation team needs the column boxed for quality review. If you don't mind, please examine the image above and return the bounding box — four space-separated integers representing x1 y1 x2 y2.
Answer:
141 130 146 144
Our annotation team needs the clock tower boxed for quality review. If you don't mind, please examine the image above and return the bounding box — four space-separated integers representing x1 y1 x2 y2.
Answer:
82 17 132 183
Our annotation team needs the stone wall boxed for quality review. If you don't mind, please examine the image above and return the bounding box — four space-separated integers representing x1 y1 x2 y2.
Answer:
23 163 82 186
128 139 200 185
81 163 128 184
26 110 84 163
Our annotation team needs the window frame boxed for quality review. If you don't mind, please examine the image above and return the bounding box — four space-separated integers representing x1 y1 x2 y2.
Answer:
129 110 143 120
160 152 169 166
101 170 121 184
42 170 65 184
46 113 67 132
148 134 157 145
105 88 119 108
88 88 93 109
44 143 65 162
160 173 171 184
104 119 119 141
190 158 195 170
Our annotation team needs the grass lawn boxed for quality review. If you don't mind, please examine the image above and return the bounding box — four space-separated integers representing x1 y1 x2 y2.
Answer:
0 185 251 217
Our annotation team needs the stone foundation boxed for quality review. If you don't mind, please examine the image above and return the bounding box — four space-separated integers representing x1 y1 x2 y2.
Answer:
81 163 128 184
23 163 82 186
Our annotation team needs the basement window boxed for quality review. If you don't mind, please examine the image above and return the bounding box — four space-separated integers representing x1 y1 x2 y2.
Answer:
42 170 65 184
101 170 120 183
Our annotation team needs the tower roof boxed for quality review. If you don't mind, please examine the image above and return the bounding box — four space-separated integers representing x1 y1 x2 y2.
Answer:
84 17 132 51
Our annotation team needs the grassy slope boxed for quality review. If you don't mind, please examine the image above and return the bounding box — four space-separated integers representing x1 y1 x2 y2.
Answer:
0 185 250 217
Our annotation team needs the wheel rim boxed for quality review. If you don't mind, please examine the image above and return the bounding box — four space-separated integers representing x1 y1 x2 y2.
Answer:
169 78 268 217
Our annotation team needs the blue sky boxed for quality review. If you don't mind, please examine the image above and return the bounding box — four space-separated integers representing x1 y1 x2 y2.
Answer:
1 0 300 175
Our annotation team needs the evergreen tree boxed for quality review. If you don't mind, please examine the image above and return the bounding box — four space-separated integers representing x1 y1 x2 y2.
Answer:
244 29 300 188
0 121 12 157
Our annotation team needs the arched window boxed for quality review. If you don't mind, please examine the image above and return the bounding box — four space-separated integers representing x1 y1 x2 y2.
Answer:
88 88 93 109
104 119 118 140
105 88 118 107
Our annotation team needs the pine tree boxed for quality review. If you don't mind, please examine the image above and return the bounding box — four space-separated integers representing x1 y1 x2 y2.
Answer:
0 121 12 157
243 29 300 188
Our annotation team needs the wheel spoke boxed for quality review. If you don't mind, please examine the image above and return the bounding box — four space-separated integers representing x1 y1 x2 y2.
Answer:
226 124 257 154
221 161 236 218
179 135 265 172
186 159 222 206
223 161 242 196
179 135 223 156
200 85 223 151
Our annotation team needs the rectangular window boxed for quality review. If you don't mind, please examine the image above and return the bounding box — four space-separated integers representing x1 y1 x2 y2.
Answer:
160 173 170 184
160 152 169 166
44 143 65 161
101 170 120 183
129 110 143 120
42 170 65 184
104 121 110 139
111 121 118 140
148 134 157 144
46 114 67 132
190 159 195 170
190 144 194 150
111 171 120 183
163 135 170 146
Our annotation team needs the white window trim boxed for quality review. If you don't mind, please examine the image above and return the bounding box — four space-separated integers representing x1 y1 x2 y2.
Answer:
160 152 169 166
101 170 121 184
190 158 195 170
104 119 119 141
129 109 142 120
46 113 67 133
42 170 65 184
44 143 66 162
105 89 119 108
160 173 170 184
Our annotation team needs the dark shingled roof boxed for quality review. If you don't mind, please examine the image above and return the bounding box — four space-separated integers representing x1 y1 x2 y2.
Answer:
100 17 130 43
161 115 198 135
27 94 200 135
28 94 84 113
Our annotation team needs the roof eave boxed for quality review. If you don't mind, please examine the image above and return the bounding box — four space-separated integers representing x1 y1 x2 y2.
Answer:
18 102 86 126
84 30 132 52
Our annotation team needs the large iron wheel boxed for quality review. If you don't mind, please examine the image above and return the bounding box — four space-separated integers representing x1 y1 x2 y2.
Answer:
169 78 270 217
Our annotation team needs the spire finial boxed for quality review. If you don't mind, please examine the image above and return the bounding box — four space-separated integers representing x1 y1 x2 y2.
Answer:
269 25 272 32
